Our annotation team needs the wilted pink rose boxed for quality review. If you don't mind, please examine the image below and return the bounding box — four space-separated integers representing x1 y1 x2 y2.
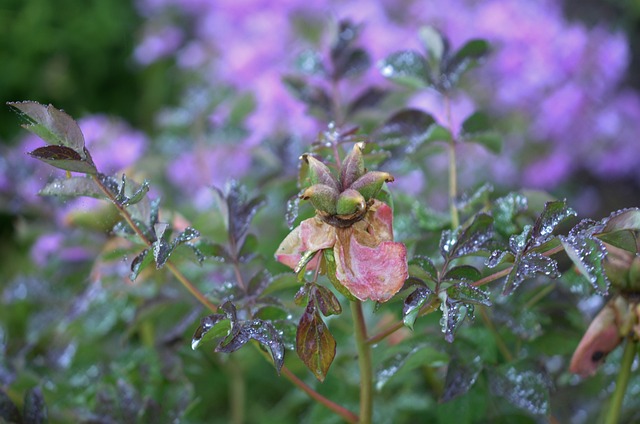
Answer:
276 200 407 302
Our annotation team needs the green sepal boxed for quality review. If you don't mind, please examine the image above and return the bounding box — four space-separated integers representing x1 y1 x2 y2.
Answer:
349 171 394 201
336 188 366 216
301 183 339 215
339 142 366 189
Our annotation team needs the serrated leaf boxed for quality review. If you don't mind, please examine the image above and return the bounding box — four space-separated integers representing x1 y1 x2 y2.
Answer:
601 208 640 232
446 282 491 306
488 362 550 416
559 234 609 295
8 101 86 153
130 248 152 281
403 286 432 330
296 300 336 381
217 319 285 374
312 285 342 316
39 176 104 198
376 344 448 390
503 252 559 296
374 108 437 150
378 50 429 89
441 213 493 261
23 387 47 424
191 314 232 350
531 200 576 245
28 145 97 174
440 356 483 402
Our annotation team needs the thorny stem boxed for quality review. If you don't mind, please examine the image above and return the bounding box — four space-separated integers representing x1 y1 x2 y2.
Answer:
351 300 373 424
93 174 357 423
91 174 219 312
444 94 459 229
605 337 637 424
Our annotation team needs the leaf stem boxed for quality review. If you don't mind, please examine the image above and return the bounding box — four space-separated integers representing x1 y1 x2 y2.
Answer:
351 300 373 423
605 337 637 424
280 365 359 423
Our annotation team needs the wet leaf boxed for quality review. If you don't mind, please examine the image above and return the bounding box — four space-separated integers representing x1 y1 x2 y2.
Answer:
456 183 493 216
440 213 493 260
443 266 481 283
0 389 21 423
503 252 559 296
598 230 637 253
152 238 172 269
488 362 550 416
559 234 609 295
130 248 152 281
194 240 231 262
312 285 342 316
39 176 104 198
492 193 528 237
294 49 325 75
8 101 86 153
414 204 451 231
440 356 483 402
446 282 491 306
376 344 448 390
530 200 576 246
378 50 429 89
408 256 438 282
191 314 232 350
28 145 97 174
403 286 432 330
217 319 285 374
374 108 437 150
23 386 47 424
440 294 475 343
296 300 336 381
601 208 640 232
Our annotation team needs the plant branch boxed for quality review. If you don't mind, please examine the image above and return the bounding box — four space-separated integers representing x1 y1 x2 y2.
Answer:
605 337 637 424
351 301 373 423
91 174 219 313
280 365 359 423
444 94 459 229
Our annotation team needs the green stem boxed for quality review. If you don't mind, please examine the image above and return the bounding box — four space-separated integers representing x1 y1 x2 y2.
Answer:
351 301 373 424
443 94 459 229
605 337 637 424
228 357 245 424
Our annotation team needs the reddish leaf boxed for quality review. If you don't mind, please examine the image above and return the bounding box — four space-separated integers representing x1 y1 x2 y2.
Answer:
296 300 336 381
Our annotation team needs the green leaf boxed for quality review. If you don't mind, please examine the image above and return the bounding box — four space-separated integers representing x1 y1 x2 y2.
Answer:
378 50 429 89
492 192 528 237
440 213 493 260
460 111 501 154
445 39 490 84
8 101 86 153
418 26 446 64
191 315 232 350
39 176 104 198
403 286 432 330
333 47 370 79
597 230 637 253
194 240 231 262
408 256 438 282
531 200 576 244
28 145 97 174
296 300 336 382
413 204 451 231
376 344 449 390
559 234 609 295
456 183 493 216
446 282 491 306
129 248 152 281
440 356 483 402
374 108 437 150
488 362 551 416
443 266 482 283
602 208 640 232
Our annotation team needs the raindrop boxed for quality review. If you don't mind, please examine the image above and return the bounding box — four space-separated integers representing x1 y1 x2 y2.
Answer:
285 195 300 229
